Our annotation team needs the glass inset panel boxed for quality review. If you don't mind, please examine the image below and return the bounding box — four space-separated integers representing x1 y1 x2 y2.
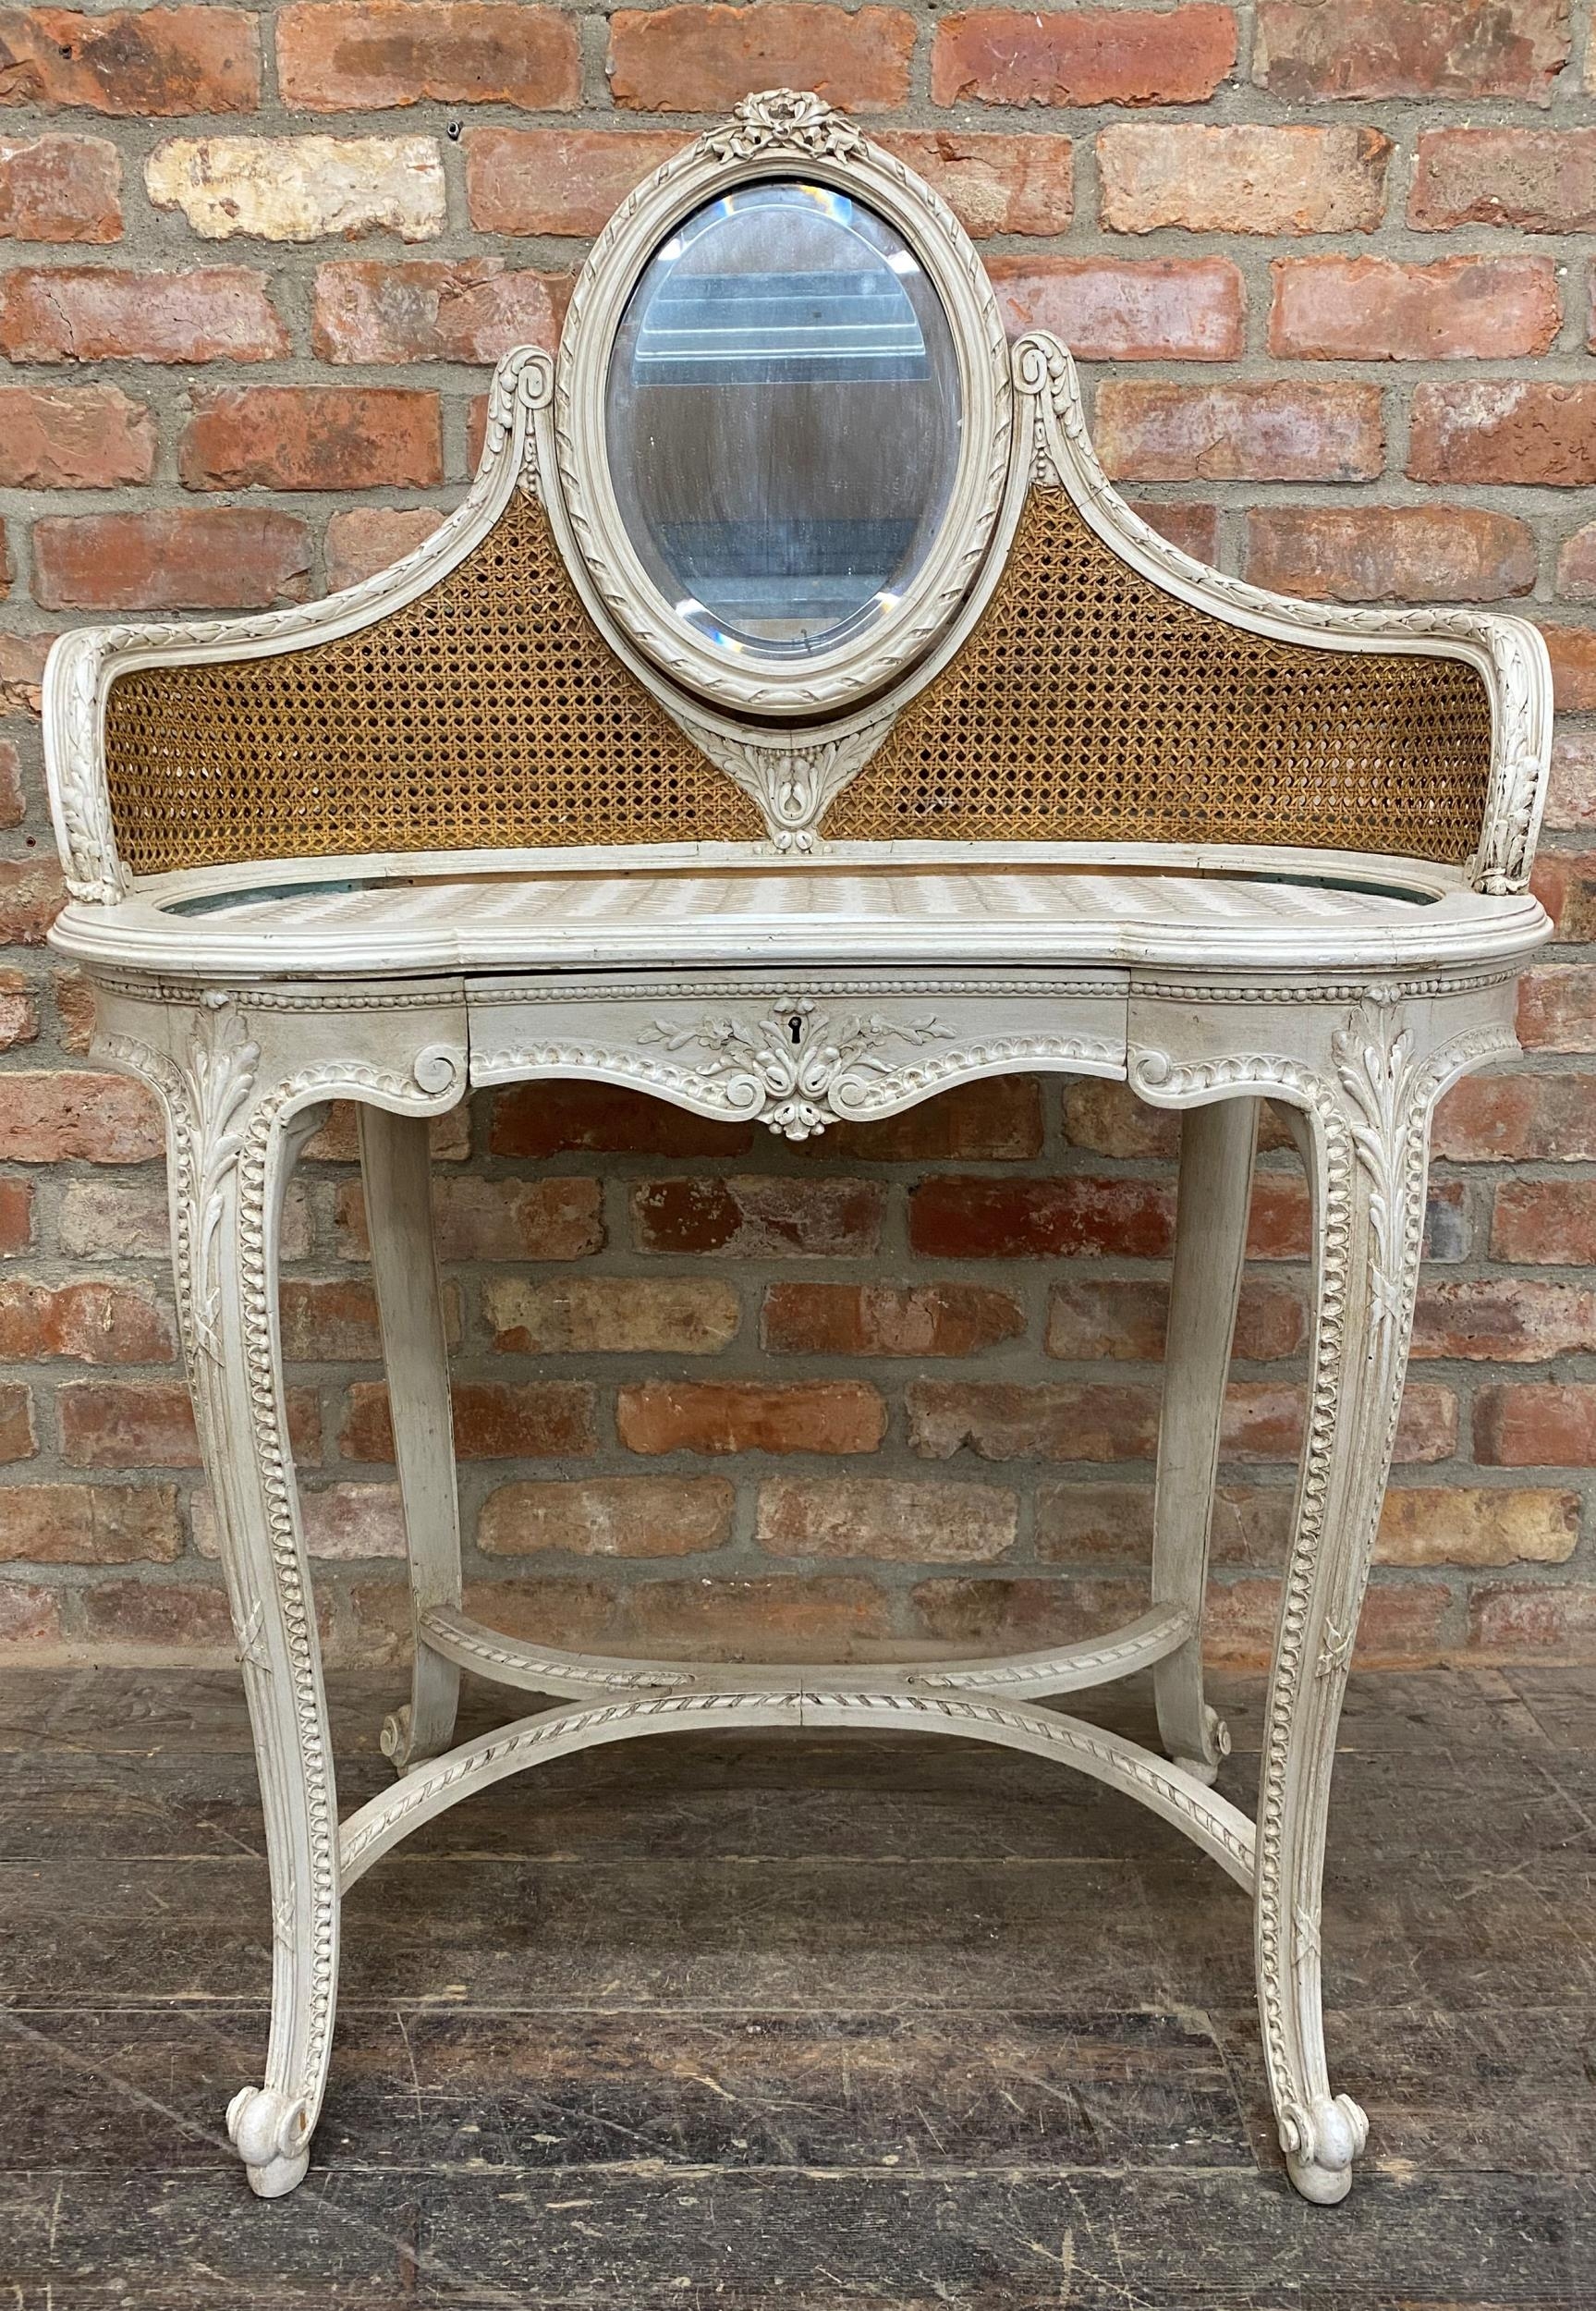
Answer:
604 180 963 661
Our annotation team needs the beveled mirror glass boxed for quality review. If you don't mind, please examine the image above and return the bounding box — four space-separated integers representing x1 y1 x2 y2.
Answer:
603 180 963 663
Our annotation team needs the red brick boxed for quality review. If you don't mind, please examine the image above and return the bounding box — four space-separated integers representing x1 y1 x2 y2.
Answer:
0 384 152 488
0 1579 58 1646
324 505 441 591
1545 735 1596 831
932 6 1237 107
756 1474 1017 1562
0 859 63 943
875 132 1072 237
0 633 51 715
278 1 579 110
1245 506 1535 605
810 1076 1043 1162
0 736 20 826
0 6 261 114
1254 0 1568 104
60 1174 274 1260
1410 127 1596 231
1034 1479 1154 1562
479 1475 734 1557
342 1378 594 1461
1516 967 1596 1053
0 129 118 238
1467 1583 1596 1659
1064 1080 1178 1158
1541 627 1596 714
57 1379 198 1467
77 1577 236 1652
311 258 563 365
0 1177 31 1253
1435 1071 1596 1162
1269 255 1558 361
1044 1278 1305 1362
0 1480 179 1563
763 1281 1025 1358
0 265 286 363
0 1276 173 1363
618 1380 886 1458
908 1175 1174 1260
1100 123 1390 235
1413 1278 1596 1362
0 1377 31 1461
32 509 313 613
0 965 38 1049
1095 382 1383 483
609 6 915 114
335 1176 603 1262
484 1275 738 1355
908 1379 1160 1462
466 127 689 238
1527 852 1596 940
988 255 1243 361
625 1574 892 1660
1378 1484 1578 1566
1408 384 1596 487
192 1479 403 1559
179 387 441 492
1476 1383 1596 1468
632 1177 883 1259
912 1574 1148 1651
492 1079 754 1157
1557 524 1596 602
279 1276 386 1362
1129 500 1220 563
304 1097 469 1164
1492 1178 1596 1262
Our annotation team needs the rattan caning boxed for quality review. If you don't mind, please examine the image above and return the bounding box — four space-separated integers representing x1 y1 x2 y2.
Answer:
822 490 1493 862
103 491 761 877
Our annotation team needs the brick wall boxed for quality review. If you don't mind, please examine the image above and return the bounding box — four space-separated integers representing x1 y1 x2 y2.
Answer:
2 0 1595 1669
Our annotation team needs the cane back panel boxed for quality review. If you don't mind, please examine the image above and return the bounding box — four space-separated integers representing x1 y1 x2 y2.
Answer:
823 489 1493 863
102 479 1496 881
102 490 761 878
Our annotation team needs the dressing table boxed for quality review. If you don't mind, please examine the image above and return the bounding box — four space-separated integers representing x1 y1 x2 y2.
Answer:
43 90 1553 2207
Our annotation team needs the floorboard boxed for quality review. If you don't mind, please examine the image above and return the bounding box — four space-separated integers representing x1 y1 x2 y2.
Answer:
0 1665 1590 2308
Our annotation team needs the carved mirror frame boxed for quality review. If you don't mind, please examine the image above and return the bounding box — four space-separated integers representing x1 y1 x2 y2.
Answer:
551 91 1013 721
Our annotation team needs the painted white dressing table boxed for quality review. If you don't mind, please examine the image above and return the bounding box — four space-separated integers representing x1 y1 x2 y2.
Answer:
43 92 1552 2207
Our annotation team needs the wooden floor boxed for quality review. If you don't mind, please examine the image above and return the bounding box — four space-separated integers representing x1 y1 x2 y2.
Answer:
0 1665 1591 2309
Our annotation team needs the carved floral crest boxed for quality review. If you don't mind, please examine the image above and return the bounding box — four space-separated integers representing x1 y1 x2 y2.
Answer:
698 88 863 165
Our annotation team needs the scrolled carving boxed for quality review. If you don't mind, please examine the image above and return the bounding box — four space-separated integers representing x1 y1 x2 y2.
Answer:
638 997 958 1139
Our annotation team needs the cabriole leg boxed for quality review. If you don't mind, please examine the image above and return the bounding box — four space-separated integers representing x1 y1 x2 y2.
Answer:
358 1104 463 1772
1151 1095 1259 1782
1255 1007 1432 2205
159 1003 339 2198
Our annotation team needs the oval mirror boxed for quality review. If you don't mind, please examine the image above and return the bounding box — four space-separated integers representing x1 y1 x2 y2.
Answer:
603 180 964 664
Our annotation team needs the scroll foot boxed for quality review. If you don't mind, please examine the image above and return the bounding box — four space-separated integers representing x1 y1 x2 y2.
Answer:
1283 2093 1367 2206
380 1703 414 1773
227 2085 312 2199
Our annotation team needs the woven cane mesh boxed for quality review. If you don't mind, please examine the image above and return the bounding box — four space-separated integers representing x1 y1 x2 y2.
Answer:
103 491 761 876
823 489 1493 862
